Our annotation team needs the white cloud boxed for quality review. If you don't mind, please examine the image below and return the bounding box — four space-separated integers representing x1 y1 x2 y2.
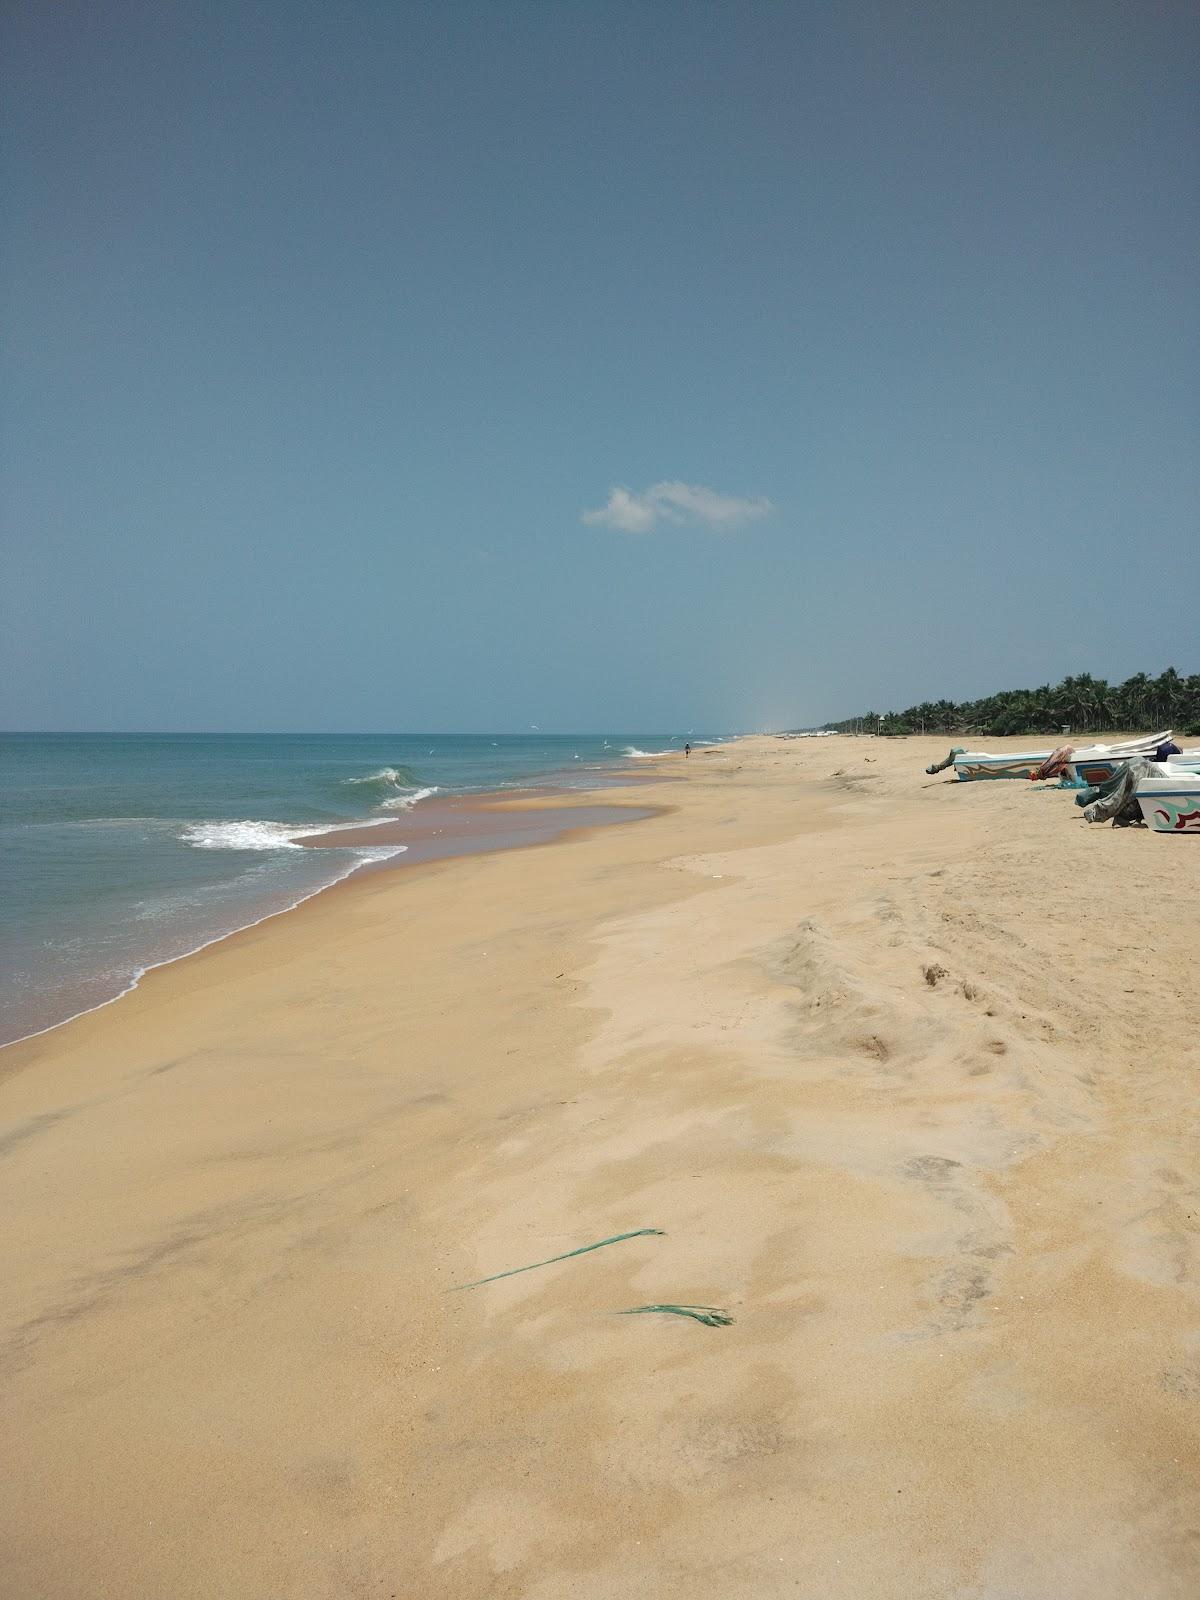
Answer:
582 480 773 534
582 485 659 533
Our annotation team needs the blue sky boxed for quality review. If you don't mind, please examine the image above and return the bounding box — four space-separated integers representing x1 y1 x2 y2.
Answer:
3 1 1196 732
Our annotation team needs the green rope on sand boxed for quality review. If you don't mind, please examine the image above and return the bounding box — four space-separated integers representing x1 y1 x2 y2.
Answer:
617 1303 734 1327
447 1228 665 1292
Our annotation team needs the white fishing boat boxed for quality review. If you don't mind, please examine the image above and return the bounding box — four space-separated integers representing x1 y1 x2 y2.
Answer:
1068 749 1200 786
952 748 1056 781
954 731 1172 782
1135 765 1200 834
1060 734 1184 787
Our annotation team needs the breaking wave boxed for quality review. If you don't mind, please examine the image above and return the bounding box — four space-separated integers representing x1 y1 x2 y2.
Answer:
344 765 419 790
380 785 439 812
180 818 396 851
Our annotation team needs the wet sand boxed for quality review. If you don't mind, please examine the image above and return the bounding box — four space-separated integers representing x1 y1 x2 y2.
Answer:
1 736 1198 1598
0 782 668 1049
299 788 663 861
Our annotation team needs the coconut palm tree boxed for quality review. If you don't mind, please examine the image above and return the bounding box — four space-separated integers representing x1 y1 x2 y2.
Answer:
820 666 1198 739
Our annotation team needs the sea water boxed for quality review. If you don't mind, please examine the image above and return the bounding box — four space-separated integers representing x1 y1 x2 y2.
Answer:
0 732 713 1046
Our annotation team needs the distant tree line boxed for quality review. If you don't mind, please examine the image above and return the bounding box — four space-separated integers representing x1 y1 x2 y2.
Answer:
820 668 1200 739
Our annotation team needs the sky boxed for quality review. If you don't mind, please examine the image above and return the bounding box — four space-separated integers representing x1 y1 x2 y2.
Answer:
2 0 1197 733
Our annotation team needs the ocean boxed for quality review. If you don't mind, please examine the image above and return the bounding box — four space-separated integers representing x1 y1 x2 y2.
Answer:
0 731 711 1047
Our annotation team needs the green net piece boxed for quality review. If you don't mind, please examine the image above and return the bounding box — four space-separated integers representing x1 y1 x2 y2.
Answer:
447 1228 665 1292
616 1303 734 1327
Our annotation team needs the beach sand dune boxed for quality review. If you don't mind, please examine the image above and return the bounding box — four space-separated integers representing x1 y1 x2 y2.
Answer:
1 737 1197 1598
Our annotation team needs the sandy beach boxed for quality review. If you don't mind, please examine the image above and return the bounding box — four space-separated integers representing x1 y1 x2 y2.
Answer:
2 735 1197 1599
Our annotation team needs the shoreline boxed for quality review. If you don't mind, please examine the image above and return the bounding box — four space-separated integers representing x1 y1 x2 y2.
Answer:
2 734 1196 1597
0 768 678 1057
0 724 1164 1056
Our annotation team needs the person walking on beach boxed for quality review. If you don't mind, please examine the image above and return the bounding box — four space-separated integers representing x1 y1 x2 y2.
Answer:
684 743 691 758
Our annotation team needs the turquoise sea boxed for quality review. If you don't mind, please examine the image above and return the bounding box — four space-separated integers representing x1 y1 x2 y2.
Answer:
0 732 713 1046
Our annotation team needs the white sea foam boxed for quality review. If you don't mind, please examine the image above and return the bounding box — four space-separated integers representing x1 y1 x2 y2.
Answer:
346 766 410 785
181 819 335 851
379 785 439 812
180 817 398 851
622 746 671 759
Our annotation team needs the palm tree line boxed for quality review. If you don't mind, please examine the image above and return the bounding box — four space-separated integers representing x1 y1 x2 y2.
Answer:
819 668 1200 739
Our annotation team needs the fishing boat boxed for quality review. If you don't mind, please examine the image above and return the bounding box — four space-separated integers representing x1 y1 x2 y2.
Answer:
953 731 1172 782
1057 733 1180 786
952 748 1056 780
1067 748 1200 786
1135 765 1200 834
